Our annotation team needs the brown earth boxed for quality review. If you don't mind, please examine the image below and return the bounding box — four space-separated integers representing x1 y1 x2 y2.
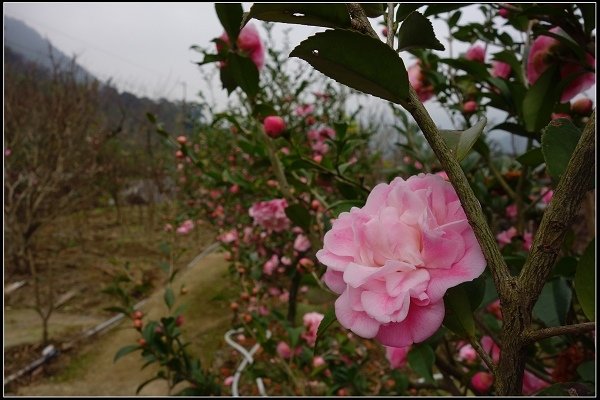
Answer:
4 205 236 396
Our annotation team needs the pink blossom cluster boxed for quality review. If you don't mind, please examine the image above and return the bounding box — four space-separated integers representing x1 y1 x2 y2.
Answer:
316 174 486 347
307 126 336 155
176 219 194 235
496 227 533 251
248 198 291 232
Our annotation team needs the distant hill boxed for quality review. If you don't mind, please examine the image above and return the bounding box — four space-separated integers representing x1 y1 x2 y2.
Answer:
4 16 93 81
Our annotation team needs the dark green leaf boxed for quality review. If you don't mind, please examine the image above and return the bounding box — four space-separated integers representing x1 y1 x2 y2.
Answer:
448 11 462 28
114 345 140 363
439 58 490 80
550 256 577 279
396 4 422 22
439 117 487 161
103 306 129 315
290 29 409 104
327 199 364 217
516 147 544 167
227 53 259 98
574 239 595 321
244 3 351 29
360 3 385 17
215 3 244 44
314 306 336 354
285 203 311 232
164 287 175 310
407 344 436 384
577 360 595 383
424 4 469 16
195 53 225 66
219 65 238 94
533 278 572 327
522 66 560 133
397 11 445 52
443 284 476 337
491 122 535 139
146 112 157 124
541 118 582 181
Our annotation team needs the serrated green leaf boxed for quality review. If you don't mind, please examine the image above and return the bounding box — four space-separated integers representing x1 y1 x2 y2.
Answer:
114 345 140 363
284 203 311 232
516 147 544 167
290 29 409 104
397 11 445 52
314 306 337 354
164 287 175 310
244 3 351 29
215 3 244 44
439 117 487 161
522 65 560 133
227 53 259 98
396 4 422 22
407 344 436 384
541 118 582 181
574 239 595 321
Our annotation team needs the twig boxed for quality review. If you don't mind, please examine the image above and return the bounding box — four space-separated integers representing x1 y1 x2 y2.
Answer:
468 335 497 374
386 3 395 48
347 4 380 38
524 322 596 344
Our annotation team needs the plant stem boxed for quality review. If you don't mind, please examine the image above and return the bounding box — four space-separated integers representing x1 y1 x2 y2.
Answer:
468 335 497 374
524 322 596 343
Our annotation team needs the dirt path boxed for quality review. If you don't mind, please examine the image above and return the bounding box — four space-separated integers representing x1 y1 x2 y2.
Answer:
16 251 233 396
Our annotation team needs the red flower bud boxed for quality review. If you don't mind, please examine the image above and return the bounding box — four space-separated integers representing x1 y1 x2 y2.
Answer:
264 116 286 138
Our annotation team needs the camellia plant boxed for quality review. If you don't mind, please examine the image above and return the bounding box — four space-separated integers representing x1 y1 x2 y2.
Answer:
115 3 595 396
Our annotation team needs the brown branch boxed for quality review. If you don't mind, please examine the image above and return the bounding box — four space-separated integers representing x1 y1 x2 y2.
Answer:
346 4 379 39
400 88 513 296
524 322 596 344
468 335 497 374
519 111 596 309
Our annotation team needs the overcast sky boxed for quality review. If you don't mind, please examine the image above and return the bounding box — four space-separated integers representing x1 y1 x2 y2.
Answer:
3 3 595 149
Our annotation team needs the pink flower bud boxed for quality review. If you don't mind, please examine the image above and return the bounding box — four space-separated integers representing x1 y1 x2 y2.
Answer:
313 356 326 368
463 100 478 113
276 341 292 359
465 44 486 63
224 376 234 386
498 8 510 18
175 150 185 159
176 135 187 145
491 61 511 79
264 116 286 138
175 315 185 326
382 27 388 37
471 371 494 393
313 154 323 163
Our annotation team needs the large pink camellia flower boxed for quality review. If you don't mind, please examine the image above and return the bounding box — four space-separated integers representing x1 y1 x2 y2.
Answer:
217 23 265 70
527 27 595 102
316 174 486 347
249 198 291 232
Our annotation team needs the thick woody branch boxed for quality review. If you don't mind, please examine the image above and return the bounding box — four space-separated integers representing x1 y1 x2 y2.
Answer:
400 88 513 296
524 322 596 344
519 111 596 309
347 4 379 38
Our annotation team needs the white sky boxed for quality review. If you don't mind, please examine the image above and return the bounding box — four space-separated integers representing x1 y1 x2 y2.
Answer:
3 3 595 146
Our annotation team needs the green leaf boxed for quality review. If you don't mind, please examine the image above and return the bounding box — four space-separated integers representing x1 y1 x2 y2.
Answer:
407 344 436 384
314 306 336 354
215 3 244 44
439 58 490 80
227 53 259 98
290 29 409 104
397 11 445 52
490 121 535 139
439 117 487 161
574 239 595 321
541 118 582 181
536 382 595 396
114 345 140 363
360 3 385 17
285 203 311 232
396 4 422 22
327 199 364 217
448 11 462 28
550 256 577 279
164 287 175 310
442 279 484 337
219 65 238 94
244 3 351 29
577 360 595 383
522 66 560 133
103 306 130 315
516 147 544 167
533 278 572 327
136 375 164 394
423 4 469 16
287 326 304 348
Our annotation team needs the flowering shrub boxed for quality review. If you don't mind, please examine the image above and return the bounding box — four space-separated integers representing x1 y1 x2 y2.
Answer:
115 3 595 397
